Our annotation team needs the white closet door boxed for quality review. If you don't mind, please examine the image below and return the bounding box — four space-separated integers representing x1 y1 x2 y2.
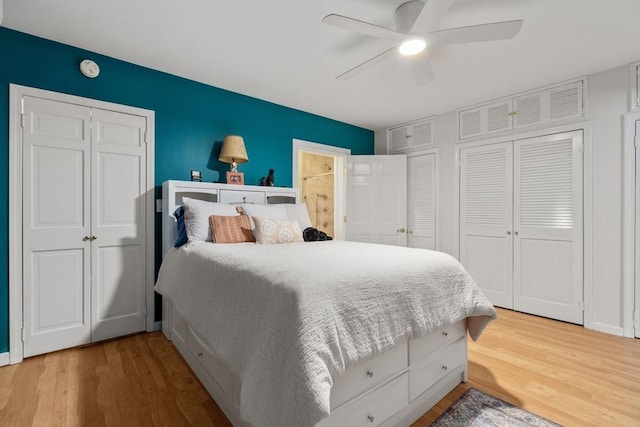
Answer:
513 131 583 324
91 108 147 341
460 142 513 308
22 96 92 357
346 155 407 246
408 153 436 249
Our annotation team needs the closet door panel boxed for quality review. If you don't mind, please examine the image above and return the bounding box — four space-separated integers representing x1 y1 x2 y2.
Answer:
460 142 513 308
513 131 583 324
91 108 147 341
408 153 435 249
22 96 92 357
347 155 407 246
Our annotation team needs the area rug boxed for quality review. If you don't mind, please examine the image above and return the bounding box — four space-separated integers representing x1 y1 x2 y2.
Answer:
431 388 562 426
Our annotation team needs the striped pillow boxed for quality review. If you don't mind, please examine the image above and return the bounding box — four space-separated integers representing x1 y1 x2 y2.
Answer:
209 215 255 243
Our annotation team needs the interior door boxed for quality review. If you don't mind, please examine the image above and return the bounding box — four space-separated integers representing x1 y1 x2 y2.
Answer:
346 155 407 246
459 142 514 308
91 108 147 341
22 96 92 357
513 131 583 324
635 120 640 338
408 153 436 249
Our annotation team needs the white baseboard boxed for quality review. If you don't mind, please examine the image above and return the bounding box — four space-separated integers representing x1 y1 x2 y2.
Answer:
154 321 162 332
0 352 10 367
590 322 624 337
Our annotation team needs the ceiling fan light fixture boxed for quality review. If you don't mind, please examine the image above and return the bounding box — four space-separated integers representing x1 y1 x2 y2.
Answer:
398 37 426 56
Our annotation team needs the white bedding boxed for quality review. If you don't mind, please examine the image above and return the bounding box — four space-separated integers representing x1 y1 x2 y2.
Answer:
154 240 496 427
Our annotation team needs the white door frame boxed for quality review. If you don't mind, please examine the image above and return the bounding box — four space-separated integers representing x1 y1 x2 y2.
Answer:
292 139 350 240
8 84 156 364
622 111 640 338
453 121 594 331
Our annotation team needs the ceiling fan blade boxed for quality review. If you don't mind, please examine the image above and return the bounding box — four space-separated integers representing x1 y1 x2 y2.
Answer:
427 20 524 46
410 0 454 33
322 14 406 42
409 54 435 86
336 46 398 80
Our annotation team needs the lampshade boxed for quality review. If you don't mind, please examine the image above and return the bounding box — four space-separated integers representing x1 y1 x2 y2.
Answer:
219 135 249 164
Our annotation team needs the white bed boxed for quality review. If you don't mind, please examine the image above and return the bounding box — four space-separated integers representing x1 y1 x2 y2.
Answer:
156 180 496 427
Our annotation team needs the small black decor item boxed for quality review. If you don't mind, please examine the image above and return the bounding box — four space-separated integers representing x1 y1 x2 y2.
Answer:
260 169 275 186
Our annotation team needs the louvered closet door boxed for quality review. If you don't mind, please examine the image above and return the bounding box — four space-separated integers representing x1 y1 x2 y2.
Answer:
408 154 435 249
91 108 147 341
513 131 583 324
460 142 513 308
22 96 92 357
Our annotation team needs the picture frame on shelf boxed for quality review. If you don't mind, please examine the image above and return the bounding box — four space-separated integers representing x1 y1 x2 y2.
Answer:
226 171 244 185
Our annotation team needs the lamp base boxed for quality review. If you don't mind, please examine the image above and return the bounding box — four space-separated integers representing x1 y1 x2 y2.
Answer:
226 171 244 185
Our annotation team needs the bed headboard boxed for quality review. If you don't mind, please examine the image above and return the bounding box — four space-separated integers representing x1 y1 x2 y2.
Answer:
161 180 299 257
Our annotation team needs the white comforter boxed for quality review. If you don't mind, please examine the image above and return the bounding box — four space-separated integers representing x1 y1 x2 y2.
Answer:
154 240 496 427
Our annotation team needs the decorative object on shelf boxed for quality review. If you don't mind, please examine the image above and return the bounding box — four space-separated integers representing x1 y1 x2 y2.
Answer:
79 59 100 78
226 171 244 185
260 169 275 186
219 135 249 173
190 170 202 182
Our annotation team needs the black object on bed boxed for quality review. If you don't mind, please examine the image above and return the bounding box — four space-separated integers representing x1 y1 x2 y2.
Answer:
303 227 333 242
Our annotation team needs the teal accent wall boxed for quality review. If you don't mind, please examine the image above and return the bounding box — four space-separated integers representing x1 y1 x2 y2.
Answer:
0 27 374 353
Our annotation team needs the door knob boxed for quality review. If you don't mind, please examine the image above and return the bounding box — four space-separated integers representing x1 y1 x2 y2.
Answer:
507 231 511 235
397 227 405 233
82 236 90 241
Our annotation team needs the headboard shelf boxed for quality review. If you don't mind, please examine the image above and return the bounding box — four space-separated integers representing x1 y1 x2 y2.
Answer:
161 180 299 256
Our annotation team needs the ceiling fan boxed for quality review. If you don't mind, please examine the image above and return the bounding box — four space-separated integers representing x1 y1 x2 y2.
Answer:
322 0 523 85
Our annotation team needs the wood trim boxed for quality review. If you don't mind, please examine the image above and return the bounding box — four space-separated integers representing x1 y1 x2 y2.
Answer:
8 84 156 361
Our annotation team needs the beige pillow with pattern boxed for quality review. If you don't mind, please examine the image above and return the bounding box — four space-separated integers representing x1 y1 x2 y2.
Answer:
252 217 303 244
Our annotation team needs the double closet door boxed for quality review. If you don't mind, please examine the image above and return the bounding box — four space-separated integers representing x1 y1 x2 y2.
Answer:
22 95 148 357
460 131 583 324
346 153 436 249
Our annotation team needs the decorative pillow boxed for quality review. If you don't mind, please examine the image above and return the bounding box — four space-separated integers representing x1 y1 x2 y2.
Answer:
252 217 304 244
173 206 188 247
209 215 255 243
284 203 313 231
183 197 239 242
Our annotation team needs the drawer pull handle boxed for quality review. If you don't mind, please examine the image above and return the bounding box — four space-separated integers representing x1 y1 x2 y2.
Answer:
442 365 448 371
366 370 374 378
442 331 448 337
197 352 203 357
367 415 375 423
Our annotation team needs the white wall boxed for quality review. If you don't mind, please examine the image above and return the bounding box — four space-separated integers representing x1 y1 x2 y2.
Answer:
587 65 628 334
374 63 634 335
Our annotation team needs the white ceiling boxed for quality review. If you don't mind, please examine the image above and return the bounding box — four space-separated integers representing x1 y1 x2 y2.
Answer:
2 0 640 130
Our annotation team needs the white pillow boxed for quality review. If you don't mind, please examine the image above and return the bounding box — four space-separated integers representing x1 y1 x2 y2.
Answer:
183 197 239 242
252 217 304 244
241 203 287 230
284 203 313 230
241 203 287 220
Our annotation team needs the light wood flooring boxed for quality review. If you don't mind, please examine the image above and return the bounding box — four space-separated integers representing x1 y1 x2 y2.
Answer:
0 308 638 426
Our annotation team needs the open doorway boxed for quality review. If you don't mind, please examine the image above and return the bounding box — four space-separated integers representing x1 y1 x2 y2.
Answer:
292 139 350 240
